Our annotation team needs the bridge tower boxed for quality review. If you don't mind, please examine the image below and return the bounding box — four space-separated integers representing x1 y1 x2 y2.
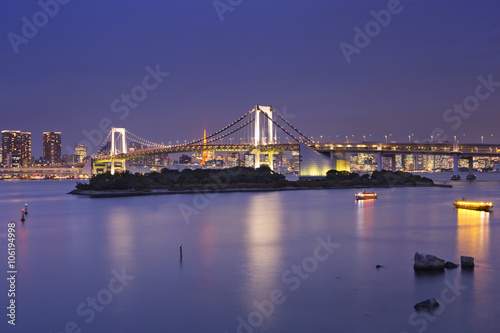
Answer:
253 105 276 169
201 126 207 166
109 127 127 174
110 128 127 156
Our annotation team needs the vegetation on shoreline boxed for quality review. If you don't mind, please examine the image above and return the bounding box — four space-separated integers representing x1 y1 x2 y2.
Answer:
74 167 434 192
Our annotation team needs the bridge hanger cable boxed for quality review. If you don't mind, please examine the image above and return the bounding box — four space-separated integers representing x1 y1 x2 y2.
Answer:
184 109 255 146
205 118 255 144
260 111 301 143
125 130 164 148
92 129 113 157
270 108 313 143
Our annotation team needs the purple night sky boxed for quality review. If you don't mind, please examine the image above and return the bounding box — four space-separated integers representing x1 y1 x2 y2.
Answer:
1 0 499 157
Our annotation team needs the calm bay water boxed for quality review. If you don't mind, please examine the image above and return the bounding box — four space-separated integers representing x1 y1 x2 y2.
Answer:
1 174 500 333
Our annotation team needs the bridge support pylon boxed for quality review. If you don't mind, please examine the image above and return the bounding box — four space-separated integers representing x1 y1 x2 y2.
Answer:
110 159 126 175
453 153 459 175
467 156 474 175
390 155 396 172
268 152 274 171
376 152 382 172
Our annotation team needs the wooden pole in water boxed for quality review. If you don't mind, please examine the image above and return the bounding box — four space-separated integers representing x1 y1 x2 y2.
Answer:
180 244 183 259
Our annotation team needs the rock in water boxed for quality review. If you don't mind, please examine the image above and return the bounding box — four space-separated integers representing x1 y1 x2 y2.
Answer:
413 252 445 270
376 265 383 268
414 298 440 311
444 261 458 269
461 256 474 268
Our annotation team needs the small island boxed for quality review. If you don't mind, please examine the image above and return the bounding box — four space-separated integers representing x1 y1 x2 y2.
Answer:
69 167 444 198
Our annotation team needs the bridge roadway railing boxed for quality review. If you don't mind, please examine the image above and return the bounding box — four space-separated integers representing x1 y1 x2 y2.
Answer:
311 142 500 155
93 143 300 161
93 141 500 162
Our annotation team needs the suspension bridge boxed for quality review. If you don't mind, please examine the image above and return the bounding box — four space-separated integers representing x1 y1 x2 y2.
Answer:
90 105 318 175
88 104 500 177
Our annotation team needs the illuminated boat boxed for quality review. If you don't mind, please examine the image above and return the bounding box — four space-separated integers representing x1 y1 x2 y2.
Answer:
450 175 461 180
453 200 493 211
355 190 378 200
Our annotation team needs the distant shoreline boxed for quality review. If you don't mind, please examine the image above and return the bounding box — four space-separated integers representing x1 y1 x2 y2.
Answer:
68 182 451 198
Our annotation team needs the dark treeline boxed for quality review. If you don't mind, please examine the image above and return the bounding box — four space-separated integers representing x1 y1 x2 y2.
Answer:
75 167 433 192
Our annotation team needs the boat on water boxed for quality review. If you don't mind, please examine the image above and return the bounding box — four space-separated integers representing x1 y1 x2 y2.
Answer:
450 175 461 180
355 190 378 200
466 174 476 181
453 200 493 211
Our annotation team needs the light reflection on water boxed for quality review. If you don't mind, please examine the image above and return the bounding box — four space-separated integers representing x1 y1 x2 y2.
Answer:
355 199 375 238
244 194 284 306
456 209 490 261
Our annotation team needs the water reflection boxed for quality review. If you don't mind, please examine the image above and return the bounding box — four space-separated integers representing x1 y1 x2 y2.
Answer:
456 209 490 260
244 194 284 303
106 206 135 264
456 209 492 330
200 215 216 267
355 199 375 238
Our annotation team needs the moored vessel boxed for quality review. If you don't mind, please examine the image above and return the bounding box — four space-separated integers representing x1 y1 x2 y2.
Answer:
466 174 476 181
355 190 378 200
453 200 493 211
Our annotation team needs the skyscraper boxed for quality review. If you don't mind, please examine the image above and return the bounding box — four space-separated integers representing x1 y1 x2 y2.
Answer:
43 132 62 165
2 130 21 166
21 132 31 167
1 130 32 167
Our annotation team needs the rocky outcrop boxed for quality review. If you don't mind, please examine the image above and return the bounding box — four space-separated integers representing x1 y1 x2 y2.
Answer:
461 256 474 268
413 252 445 270
444 261 458 269
414 298 440 311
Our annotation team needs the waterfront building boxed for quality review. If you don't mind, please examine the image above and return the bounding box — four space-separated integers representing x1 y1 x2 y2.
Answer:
1 130 31 167
244 153 255 168
21 132 31 167
8 154 21 168
227 152 240 168
75 144 87 163
179 154 191 164
43 131 62 165
2 130 20 166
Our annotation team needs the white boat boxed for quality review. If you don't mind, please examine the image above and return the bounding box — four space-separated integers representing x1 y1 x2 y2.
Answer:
355 190 378 200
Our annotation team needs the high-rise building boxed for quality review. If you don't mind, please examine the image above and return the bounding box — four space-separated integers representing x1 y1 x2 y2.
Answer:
2 130 21 166
1 130 30 166
43 132 62 165
75 144 87 163
20 132 31 167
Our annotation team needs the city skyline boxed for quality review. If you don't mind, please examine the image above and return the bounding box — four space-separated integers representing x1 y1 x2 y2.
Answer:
2 1 500 156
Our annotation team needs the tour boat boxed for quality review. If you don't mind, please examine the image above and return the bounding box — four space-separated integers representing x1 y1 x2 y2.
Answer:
450 175 461 180
355 190 378 200
453 200 493 211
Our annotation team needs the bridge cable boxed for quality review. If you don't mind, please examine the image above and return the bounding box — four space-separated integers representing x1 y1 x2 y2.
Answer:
270 108 313 143
260 111 301 143
204 118 255 144
183 109 255 146
92 129 113 157
125 130 165 148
